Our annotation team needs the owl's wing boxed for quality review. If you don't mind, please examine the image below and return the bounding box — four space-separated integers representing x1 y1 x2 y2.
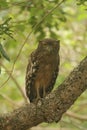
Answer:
25 51 39 101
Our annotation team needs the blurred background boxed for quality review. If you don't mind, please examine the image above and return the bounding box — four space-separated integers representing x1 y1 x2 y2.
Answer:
0 0 87 130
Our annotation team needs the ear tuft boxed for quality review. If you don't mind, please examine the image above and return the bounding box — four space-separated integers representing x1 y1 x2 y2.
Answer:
56 40 60 43
39 40 42 43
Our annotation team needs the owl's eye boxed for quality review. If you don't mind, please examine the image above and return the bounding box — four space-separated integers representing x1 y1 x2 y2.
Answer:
42 41 47 45
56 40 60 44
39 40 46 45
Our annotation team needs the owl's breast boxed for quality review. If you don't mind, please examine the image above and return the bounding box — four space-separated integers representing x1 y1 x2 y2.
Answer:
34 63 56 90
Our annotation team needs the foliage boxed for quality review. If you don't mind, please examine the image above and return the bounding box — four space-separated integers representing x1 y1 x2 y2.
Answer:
0 18 13 39
0 43 10 61
0 0 87 130
77 0 87 5
0 18 14 70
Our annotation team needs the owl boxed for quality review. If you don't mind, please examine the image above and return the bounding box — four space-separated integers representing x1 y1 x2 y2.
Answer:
25 38 60 102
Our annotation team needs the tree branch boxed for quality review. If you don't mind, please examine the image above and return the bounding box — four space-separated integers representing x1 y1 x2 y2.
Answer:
0 56 87 130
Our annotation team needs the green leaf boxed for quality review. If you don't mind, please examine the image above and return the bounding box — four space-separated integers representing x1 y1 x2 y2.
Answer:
0 0 8 8
0 43 10 62
0 55 1 74
0 67 1 74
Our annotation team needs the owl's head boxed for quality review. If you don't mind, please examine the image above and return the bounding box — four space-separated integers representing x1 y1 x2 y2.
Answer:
38 38 60 54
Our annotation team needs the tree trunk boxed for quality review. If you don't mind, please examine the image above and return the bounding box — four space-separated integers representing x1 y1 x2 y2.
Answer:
0 56 87 130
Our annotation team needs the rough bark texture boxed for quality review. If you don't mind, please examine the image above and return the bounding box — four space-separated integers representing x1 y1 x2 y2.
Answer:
0 56 87 130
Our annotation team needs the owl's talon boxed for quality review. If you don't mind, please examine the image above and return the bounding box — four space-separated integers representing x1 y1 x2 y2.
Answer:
33 97 42 106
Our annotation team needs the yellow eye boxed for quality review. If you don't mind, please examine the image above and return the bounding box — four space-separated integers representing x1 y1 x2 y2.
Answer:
39 40 47 45
42 42 47 45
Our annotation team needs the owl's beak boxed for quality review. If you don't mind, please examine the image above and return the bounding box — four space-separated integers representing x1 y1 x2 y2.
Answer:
46 46 53 53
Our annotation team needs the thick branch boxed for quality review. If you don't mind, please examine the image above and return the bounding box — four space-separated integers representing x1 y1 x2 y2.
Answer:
0 56 87 130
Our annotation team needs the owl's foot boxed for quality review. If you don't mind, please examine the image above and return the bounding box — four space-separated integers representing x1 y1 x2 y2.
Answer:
33 97 42 105
36 97 41 102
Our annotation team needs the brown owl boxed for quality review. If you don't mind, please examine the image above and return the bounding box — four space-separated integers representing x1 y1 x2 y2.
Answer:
25 38 60 102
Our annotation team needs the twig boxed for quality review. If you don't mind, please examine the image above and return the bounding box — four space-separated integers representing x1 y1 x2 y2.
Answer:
0 93 19 107
66 111 87 121
0 63 28 103
69 119 86 130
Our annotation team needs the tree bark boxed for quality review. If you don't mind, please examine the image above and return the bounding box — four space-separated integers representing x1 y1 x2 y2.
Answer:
0 56 87 130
